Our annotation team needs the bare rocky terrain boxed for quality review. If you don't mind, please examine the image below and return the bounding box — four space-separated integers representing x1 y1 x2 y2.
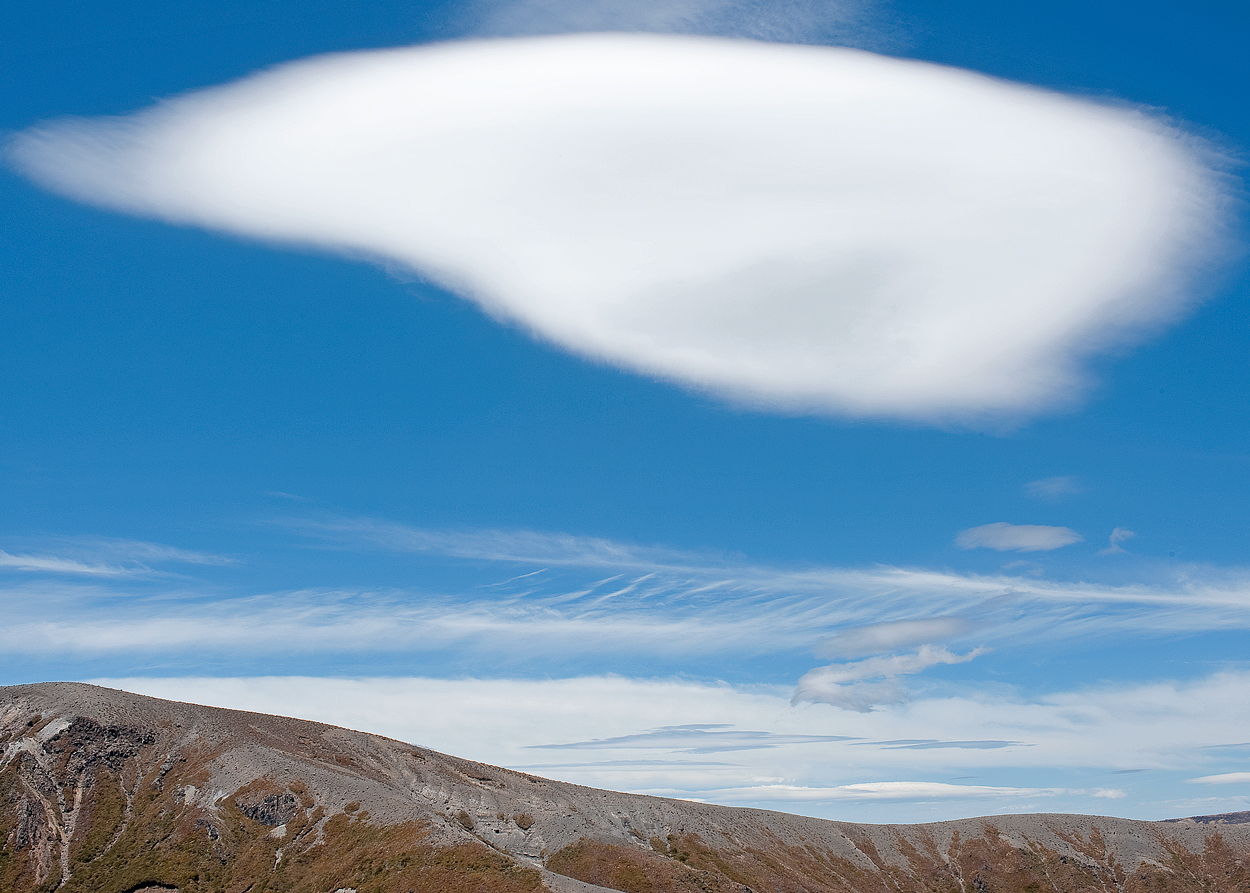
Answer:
3 682 1249 893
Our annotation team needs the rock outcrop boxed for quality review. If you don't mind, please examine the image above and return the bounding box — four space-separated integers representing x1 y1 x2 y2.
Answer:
3 682 1248 893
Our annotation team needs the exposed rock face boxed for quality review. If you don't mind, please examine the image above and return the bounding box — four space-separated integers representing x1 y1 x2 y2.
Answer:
3 682 1249 893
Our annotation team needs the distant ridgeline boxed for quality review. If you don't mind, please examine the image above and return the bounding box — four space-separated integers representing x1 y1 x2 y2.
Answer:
2 682 1249 893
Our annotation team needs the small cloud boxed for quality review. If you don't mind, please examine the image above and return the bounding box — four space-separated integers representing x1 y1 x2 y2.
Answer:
1098 527 1136 555
815 617 970 659
1093 788 1127 798
956 522 1083 552
792 645 986 711
264 490 313 502
1025 475 1084 500
1186 772 1250 784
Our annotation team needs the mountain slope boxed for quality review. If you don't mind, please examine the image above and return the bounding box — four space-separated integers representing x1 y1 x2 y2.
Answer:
2 682 1247 893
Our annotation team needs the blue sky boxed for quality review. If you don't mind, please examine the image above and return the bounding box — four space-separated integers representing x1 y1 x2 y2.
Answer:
3 0 1249 822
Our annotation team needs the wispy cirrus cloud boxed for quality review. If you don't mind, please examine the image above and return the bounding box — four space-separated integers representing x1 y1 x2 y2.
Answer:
288 517 1250 632
7 519 1250 680
0 536 234 577
285 516 707 569
0 551 136 577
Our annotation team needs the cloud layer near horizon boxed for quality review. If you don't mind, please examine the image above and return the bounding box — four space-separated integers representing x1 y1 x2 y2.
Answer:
8 34 1230 421
89 672 1250 821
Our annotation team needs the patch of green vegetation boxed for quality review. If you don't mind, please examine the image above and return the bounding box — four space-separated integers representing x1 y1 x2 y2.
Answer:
72 769 127 865
550 839 657 893
547 838 727 893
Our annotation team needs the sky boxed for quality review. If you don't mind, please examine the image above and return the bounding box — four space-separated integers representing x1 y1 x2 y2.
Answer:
2 0 1249 824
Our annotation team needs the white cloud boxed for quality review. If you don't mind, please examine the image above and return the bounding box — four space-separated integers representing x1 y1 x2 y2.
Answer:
1025 475 1083 500
1187 772 1250 784
792 645 986 711
7 35 1230 422
956 522 1083 552
1099 527 1137 555
799 646 984 685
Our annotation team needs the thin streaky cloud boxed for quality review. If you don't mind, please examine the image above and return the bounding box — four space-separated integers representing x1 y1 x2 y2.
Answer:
9 523 1250 666
1 535 236 570
284 516 715 569
0 551 136 577
1186 772 1250 784
289 517 1250 616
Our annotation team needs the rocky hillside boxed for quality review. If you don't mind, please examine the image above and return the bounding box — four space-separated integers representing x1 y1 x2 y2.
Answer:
3 682 1248 893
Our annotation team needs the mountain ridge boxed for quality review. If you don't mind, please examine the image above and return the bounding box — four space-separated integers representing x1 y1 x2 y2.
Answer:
2 681 1247 893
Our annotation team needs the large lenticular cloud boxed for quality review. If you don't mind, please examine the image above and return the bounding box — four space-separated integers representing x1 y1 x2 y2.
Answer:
7 35 1230 421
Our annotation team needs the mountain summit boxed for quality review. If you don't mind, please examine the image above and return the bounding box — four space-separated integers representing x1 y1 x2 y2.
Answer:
2 682 1246 893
